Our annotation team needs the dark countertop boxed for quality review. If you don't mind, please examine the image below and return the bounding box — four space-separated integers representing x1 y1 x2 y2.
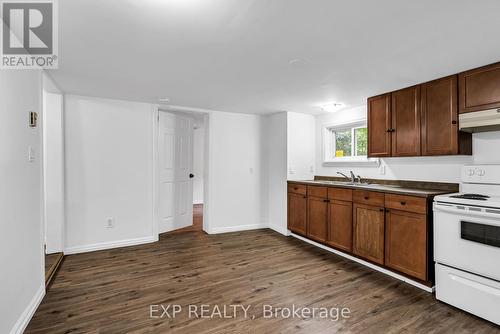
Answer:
288 179 456 198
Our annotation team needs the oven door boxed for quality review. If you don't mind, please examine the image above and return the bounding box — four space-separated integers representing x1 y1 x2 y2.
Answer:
434 202 500 281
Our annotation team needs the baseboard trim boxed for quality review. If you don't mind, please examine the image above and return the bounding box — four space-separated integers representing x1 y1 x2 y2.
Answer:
290 233 434 293
64 235 157 255
9 284 45 334
268 224 290 236
207 223 268 234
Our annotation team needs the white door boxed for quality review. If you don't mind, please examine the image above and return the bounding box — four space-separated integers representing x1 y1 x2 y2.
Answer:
158 111 194 233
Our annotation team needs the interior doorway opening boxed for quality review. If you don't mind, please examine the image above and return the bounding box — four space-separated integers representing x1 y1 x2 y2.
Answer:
157 109 207 236
42 76 65 287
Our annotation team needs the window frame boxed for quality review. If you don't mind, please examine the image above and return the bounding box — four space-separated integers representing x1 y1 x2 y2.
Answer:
322 120 379 166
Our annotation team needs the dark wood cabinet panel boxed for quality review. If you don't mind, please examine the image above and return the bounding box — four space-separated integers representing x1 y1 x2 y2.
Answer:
421 76 459 155
385 210 427 281
287 193 307 236
307 196 328 242
421 75 472 156
308 186 328 198
327 187 352 201
384 193 427 214
391 86 421 156
327 200 352 252
459 62 500 113
353 203 385 265
353 190 385 207
367 94 391 157
288 183 307 195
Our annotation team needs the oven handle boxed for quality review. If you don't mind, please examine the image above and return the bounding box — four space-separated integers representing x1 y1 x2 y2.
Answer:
434 203 500 220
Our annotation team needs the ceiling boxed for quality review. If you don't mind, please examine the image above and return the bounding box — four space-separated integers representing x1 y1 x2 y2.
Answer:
49 0 500 115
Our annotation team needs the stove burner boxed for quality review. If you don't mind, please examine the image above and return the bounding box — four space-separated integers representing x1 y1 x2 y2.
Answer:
450 193 491 201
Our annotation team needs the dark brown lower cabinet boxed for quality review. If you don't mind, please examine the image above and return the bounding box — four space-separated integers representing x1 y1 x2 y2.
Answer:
385 209 427 281
287 182 433 284
287 192 307 236
353 203 385 265
307 196 328 242
327 200 353 252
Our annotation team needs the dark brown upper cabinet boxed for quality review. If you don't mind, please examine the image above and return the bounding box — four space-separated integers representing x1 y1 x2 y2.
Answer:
367 94 391 157
459 62 500 113
421 75 471 155
391 85 421 157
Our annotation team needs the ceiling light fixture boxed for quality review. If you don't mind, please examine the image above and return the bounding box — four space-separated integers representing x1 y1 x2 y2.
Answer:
321 103 345 113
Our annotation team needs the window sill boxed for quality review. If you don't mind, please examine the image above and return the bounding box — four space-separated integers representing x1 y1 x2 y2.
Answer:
322 157 380 167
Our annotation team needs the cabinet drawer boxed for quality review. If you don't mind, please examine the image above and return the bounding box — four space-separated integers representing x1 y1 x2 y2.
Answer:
328 187 353 201
385 194 427 214
353 190 385 206
288 183 307 195
308 186 328 198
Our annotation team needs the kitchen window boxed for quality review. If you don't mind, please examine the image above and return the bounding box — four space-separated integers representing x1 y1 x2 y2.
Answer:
322 121 379 166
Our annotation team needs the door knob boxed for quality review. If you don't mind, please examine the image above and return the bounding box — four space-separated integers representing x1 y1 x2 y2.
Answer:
189 173 194 178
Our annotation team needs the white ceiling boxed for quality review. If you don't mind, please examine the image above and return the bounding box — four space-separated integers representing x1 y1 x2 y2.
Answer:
49 0 500 115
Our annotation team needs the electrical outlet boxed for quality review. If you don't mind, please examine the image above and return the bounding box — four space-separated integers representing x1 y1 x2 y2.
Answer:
379 165 386 175
106 217 114 228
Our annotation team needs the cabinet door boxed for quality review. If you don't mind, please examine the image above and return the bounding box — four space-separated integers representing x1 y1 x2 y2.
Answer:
288 193 307 236
459 62 500 113
385 210 427 281
421 76 459 155
327 200 352 252
353 204 385 264
307 196 328 243
391 86 421 156
367 94 391 157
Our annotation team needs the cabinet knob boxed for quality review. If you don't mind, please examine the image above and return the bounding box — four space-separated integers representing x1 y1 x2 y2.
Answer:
452 120 457 125
400 201 406 205
379 208 384 212
364 196 369 200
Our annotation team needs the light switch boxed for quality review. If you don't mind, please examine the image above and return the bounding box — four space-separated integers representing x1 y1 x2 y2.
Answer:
28 146 35 162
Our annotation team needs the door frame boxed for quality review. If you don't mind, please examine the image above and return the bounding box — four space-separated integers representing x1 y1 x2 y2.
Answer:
153 106 210 238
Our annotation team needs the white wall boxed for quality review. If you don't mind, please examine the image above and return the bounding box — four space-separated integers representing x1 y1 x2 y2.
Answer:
64 95 156 253
0 71 45 334
473 131 500 164
43 91 65 253
314 105 478 183
265 112 288 235
193 124 205 204
205 111 267 233
287 112 316 180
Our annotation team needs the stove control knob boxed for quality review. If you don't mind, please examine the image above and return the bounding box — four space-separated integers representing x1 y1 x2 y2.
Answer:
477 169 486 176
468 169 475 176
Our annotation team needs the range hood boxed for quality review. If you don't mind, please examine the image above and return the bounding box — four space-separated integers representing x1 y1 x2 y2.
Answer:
459 108 500 133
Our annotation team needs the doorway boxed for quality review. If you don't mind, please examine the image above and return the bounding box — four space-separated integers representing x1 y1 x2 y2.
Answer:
42 80 65 287
157 110 206 235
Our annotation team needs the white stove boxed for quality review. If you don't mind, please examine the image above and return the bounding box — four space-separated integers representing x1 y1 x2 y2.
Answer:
434 165 500 325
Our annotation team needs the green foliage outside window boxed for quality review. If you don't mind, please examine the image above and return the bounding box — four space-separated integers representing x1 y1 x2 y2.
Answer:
355 128 367 156
335 130 352 156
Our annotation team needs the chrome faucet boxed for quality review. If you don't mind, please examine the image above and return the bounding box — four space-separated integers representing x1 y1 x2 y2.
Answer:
337 171 355 183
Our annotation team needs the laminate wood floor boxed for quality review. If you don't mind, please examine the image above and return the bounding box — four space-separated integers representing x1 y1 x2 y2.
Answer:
169 204 203 234
27 230 499 334
45 252 64 287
